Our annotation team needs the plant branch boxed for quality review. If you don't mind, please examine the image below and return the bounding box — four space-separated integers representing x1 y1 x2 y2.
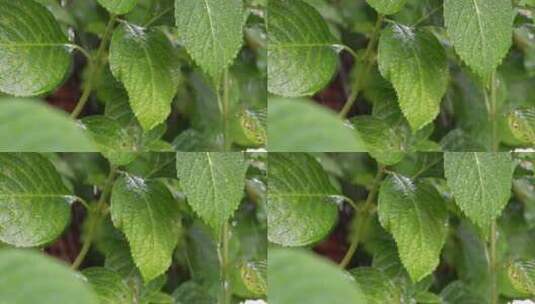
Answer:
487 70 499 304
218 221 232 304
489 221 498 304
70 15 117 119
222 69 232 151
489 71 499 152
339 166 385 268
339 14 384 118
71 166 118 270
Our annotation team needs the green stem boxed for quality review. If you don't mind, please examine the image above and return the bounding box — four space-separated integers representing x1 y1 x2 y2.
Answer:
222 70 231 151
70 15 117 119
339 166 385 268
489 71 499 152
339 14 384 118
490 221 498 304
487 70 498 304
71 166 118 270
218 221 231 304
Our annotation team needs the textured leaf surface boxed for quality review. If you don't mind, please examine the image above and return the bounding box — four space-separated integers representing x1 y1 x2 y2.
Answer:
268 153 339 246
349 267 402 304
175 0 245 79
0 249 98 304
110 175 180 282
444 0 513 79
110 24 180 130
176 152 247 233
241 260 267 296
97 0 138 14
268 97 365 152
508 260 535 295
268 0 338 96
366 0 407 15
352 115 405 165
378 174 449 281
81 116 137 166
508 108 535 145
378 24 448 131
0 0 71 96
269 249 366 304
0 99 95 152
444 152 514 233
83 267 133 304
0 153 73 247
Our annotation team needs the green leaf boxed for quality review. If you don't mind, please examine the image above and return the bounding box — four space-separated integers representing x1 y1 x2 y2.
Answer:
0 249 98 304
0 153 73 247
97 0 138 14
378 24 448 131
440 281 486 304
349 267 403 304
444 152 514 233
0 0 71 96
508 260 535 295
81 115 137 166
109 24 180 130
268 0 338 96
508 107 535 145
268 97 365 152
269 249 367 304
378 174 449 281
175 0 245 80
444 0 513 79
366 0 407 15
0 98 95 151
351 115 405 165
173 281 215 304
240 260 267 296
110 175 181 282
82 267 133 304
268 153 339 246
125 153 176 179
176 152 247 233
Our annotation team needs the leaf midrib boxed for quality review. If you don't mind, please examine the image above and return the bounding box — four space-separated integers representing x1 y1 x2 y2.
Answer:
470 0 486 58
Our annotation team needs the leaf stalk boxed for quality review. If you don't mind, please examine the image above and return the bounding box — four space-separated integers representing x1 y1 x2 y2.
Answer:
218 221 232 304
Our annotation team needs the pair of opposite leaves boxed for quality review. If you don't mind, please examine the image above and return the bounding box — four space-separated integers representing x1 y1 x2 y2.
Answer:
268 152 514 282
268 0 513 131
0 152 248 283
0 0 246 130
